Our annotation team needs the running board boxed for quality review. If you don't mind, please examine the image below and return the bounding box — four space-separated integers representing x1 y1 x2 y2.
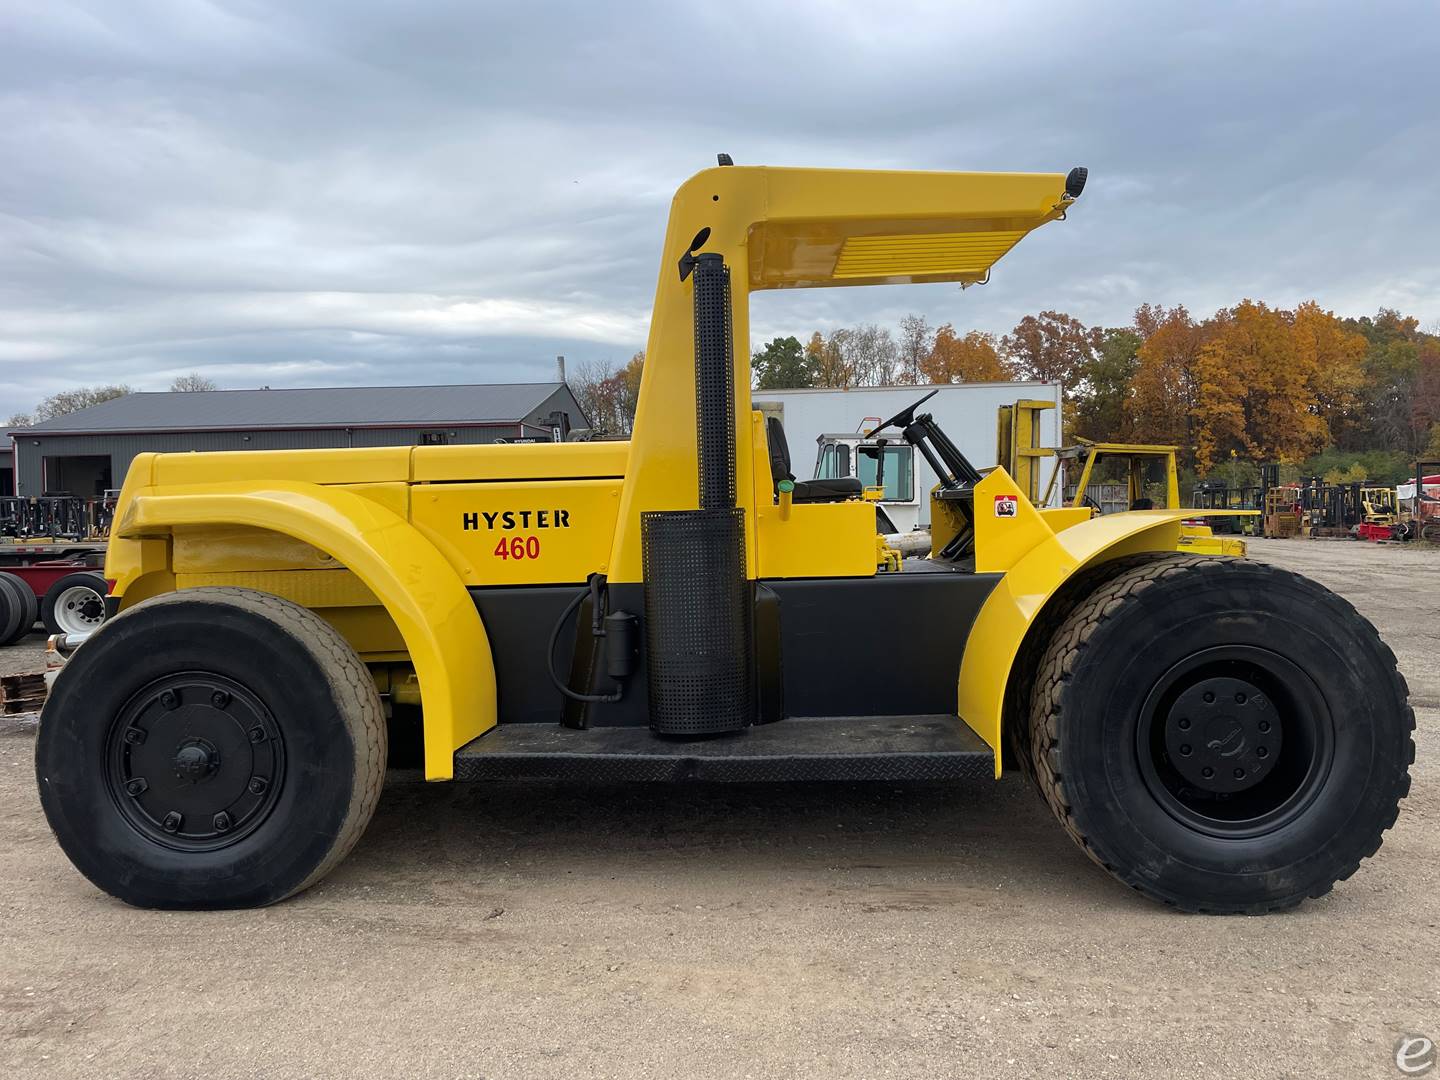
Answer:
452 715 994 783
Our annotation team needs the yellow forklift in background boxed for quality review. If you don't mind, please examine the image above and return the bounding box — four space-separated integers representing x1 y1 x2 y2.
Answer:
996 404 1247 556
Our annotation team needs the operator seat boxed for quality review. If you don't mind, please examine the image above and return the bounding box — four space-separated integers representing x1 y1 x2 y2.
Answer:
765 416 864 503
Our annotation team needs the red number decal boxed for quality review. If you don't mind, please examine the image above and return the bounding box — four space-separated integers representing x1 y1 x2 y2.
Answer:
493 536 540 560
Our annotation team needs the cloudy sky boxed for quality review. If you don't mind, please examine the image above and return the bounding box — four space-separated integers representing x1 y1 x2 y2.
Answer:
2 0 1437 411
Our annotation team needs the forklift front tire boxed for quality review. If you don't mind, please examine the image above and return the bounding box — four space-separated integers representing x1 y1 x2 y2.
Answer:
1030 555 1413 914
36 587 386 909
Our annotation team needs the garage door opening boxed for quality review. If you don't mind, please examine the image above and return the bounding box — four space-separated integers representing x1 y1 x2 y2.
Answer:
45 455 112 497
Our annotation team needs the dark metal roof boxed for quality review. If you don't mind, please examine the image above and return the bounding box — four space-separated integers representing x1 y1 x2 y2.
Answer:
8 382 574 436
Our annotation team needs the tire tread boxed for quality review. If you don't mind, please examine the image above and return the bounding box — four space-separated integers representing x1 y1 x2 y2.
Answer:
1028 554 1414 915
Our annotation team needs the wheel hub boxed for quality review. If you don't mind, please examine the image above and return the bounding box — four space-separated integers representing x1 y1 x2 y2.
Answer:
173 738 220 782
108 675 284 850
1163 676 1281 794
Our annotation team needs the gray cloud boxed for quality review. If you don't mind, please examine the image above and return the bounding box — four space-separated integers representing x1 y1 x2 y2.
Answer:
2 0 1437 408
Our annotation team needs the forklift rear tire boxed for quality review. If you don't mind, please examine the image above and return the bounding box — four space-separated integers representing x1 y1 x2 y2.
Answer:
1030 554 1413 914
36 587 386 909
0 572 38 646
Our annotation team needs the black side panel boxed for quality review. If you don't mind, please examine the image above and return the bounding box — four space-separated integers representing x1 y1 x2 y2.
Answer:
471 585 652 728
473 570 998 729
765 572 1001 718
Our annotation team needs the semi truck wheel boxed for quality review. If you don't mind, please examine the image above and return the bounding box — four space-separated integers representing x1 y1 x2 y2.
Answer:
1029 554 1413 913
0 572 38 646
36 587 385 909
41 572 109 636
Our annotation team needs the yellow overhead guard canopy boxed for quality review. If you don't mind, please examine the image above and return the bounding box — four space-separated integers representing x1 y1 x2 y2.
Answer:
730 164 1086 290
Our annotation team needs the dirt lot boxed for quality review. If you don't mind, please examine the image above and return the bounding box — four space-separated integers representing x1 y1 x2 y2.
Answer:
1 540 1436 1080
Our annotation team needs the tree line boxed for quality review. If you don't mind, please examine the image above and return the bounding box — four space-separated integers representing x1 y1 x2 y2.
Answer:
739 304 1440 480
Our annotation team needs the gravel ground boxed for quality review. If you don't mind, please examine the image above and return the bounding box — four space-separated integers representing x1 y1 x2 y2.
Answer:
1 540 1436 1079
0 631 47 678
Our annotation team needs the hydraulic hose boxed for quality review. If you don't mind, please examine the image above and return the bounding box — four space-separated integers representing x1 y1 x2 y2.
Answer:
546 587 622 704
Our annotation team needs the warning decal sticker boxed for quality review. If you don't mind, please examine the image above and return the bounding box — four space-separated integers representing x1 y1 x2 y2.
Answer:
994 494 1018 518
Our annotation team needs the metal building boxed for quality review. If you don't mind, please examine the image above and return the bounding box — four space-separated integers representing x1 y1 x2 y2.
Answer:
5 382 588 497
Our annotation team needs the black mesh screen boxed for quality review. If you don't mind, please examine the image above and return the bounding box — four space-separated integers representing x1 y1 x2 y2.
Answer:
641 508 754 734
692 253 735 510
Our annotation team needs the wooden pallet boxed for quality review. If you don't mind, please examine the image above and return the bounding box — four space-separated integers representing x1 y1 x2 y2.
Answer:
1 672 46 714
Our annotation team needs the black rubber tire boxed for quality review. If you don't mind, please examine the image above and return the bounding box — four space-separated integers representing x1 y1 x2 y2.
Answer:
0 572 39 646
41 571 109 636
1029 554 1413 914
1003 552 1177 792
36 587 386 909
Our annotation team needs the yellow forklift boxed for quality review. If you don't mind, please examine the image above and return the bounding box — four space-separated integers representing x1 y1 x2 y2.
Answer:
37 160 1410 915
1027 434 1247 556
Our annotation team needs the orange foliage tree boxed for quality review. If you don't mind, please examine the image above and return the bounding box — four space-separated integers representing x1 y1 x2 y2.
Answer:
1187 301 1365 470
1129 305 1206 453
920 325 1008 382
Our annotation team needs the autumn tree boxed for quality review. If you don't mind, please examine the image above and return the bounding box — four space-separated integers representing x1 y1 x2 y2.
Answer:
1188 301 1368 470
571 351 644 435
1292 301 1366 447
920 325 1007 383
1411 342 1440 454
812 336 852 394
752 336 815 389
1002 311 1101 387
1129 305 1206 458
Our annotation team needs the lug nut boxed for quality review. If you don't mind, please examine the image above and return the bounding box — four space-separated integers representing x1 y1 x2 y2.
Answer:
1178 718 1191 730
248 776 269 795
1202 691 1215 704
1201 766 1215 779
125 778 148 796
247 726 266 744
1258 720 1271 733
212 811 232 833
123 727 146 745
211 690 230 709
162 812 182 833
1233 767 1245 779
159 690 179 710
1179 744 1192 756
1234 692 1247 704
1257 746 1269 758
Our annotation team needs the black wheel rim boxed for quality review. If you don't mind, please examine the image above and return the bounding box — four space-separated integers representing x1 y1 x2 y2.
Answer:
1135 645 1334 839
105 673 285 851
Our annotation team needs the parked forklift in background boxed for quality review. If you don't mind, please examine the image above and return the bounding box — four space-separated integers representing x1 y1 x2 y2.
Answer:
36 160 1412 915
1397 462 1440 542
1035 436 1246 556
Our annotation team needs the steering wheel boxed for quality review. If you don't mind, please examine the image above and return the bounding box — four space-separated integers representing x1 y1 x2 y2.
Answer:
865 389 940 439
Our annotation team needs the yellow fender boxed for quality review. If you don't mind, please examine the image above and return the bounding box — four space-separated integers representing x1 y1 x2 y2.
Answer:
958 470 1210 776
114 480 494 780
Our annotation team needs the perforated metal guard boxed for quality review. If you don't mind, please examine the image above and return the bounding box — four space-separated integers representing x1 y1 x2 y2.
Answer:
641 508 753 734
692 253 736 510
